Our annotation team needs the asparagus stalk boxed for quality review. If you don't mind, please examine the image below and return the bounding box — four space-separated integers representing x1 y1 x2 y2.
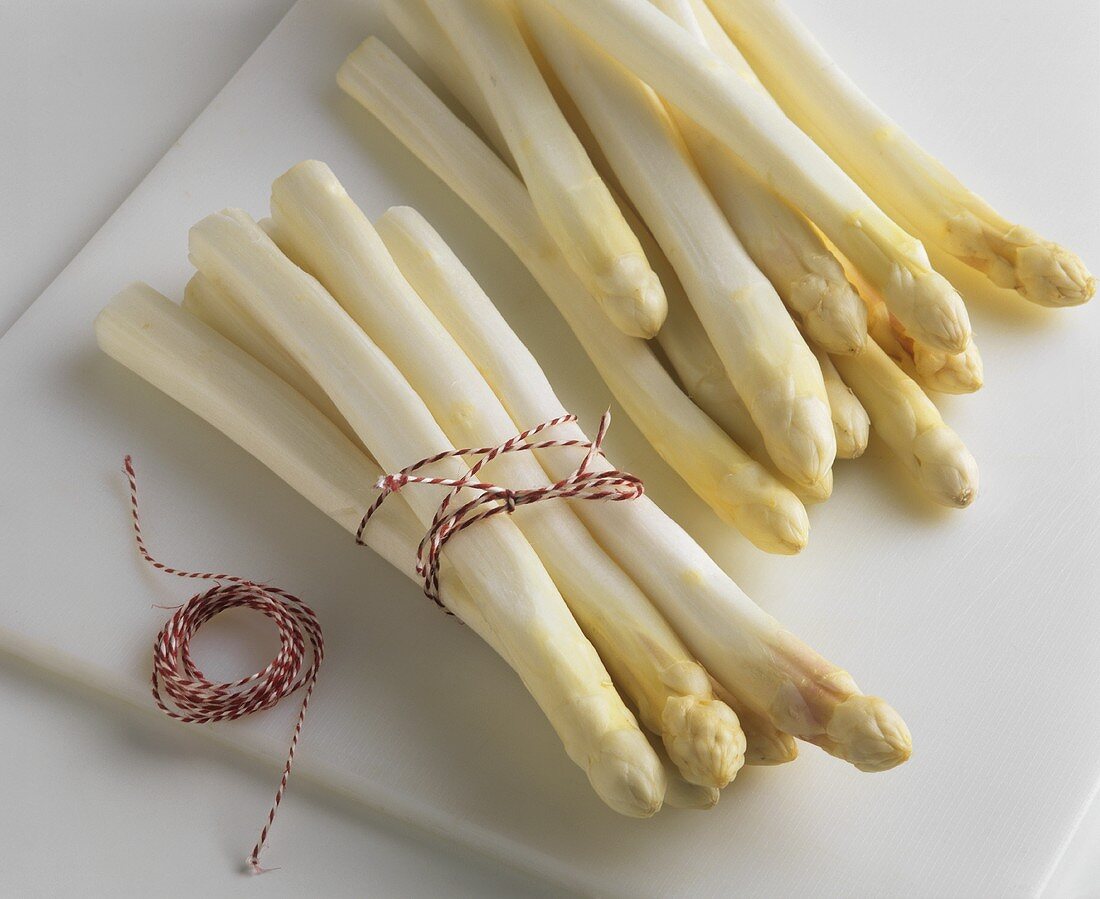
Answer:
529 0 972 354
268 160 745 789
649 0 867 356
339 38 810 553
830 342 979 508
421 0 667 338
811 344 870 461
704 0 1095 308
187 210 666 816
376 204 911 772
522 0 835 490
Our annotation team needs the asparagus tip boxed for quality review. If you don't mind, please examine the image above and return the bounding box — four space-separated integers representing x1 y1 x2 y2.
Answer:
597 255 669 338
887 270 972 354
1015 241 1096 308
728 481 810 555
587 728 666 818
663 779 720 811
912 428 979 508
743 729 799 767
661 696 746 789
795 275 868 356
821 695 912 772
764 396 838 487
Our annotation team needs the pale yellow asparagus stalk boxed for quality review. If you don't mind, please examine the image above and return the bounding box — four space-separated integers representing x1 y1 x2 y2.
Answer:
339 38 809 553
376 205 911 772
523 0 834 489
831 342 979 508
421 0 666 338
182 273 363 448
705 0 1094 308
811 344 869 460
268 161 744 789
649 0 867 355
187 210 666 816
531 0 972 353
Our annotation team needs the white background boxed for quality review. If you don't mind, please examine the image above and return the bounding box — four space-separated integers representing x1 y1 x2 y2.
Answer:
1 1 1097 896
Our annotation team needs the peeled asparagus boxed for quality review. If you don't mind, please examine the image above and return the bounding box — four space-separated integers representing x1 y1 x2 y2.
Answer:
187 209 666 817
339 38 810 553
650 0 867 356
422 0 666 338
705 0 1095 308
830 342 979 509
268 160 744 789
523 0 835 489
376 204 911 772
531 0 972 354
811 345 870 460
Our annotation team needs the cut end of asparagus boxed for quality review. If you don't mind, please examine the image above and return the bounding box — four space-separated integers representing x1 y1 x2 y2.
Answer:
660 695 746 789
597 253 669 338
723 477 810 555
811 695 913 773
912 427 980 508
1014 239 1096 308
792 272 868 356
884 269 971 354
587 727 667 818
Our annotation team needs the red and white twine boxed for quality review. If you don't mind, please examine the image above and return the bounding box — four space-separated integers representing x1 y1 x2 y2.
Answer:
356 411 644 612
120 411 639 872
123 456 323 874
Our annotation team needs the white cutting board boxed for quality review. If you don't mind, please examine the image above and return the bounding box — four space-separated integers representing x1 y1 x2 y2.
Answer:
2 0 1098 894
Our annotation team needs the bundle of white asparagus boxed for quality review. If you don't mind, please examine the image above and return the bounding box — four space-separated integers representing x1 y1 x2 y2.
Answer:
328 0 1092 551
96 160 911 815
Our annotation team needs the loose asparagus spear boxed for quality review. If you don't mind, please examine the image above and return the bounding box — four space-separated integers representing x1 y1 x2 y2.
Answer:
187 211 666 816
530 0 972 354
704 0 1094 308
422 0 666 337
649 0 867 356
522 0 835 490
339 38 810 554
267 160 745 789
376 205 911 772
830 342 979 508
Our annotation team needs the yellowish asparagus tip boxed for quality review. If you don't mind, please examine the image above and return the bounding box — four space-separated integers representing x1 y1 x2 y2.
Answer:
814 695 913 773
743 728 799 767
796 468 833 505
886 271 971 354
762 396 837 487
661 696 746 789
663 779 720 810
1015 241 1096 308
598 254 668 338
794 275 868 355
723 476 810 555
587 728 666 817
912 428 980 508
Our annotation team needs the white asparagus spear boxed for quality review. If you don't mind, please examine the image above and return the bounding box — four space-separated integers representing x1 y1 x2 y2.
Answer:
705 0 1094 308
529 0 972 354
830 342 979 509
649 0 867 355
811 344 870 461
187 211 666 816
646 732 720 809
182 273 364 449
421 0 666 338
522 1 835 490
268 161 745 789
339 38 810 553
376 205 911 771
